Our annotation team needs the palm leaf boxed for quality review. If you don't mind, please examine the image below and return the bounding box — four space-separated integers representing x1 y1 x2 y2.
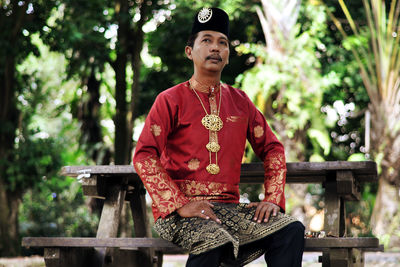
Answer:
328 0 400 130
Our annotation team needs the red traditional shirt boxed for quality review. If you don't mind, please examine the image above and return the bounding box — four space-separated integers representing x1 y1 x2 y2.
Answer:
133 81 287 220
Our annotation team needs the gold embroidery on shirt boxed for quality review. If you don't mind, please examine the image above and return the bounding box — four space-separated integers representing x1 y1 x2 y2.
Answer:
254 125 264 138
188 158 200 170
134 155 188 218
177 180 235 199
150 124 161 136
226 116 247 123
263 153 286 205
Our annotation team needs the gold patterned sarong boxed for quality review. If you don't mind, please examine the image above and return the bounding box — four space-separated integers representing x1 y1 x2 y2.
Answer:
154 202 299 266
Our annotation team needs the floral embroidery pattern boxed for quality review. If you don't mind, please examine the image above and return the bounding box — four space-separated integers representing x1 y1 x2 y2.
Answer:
188 158 200 170
177 180 238 201
254 125 264 138
150 124 161 136
134 155 189 219
263 153 286 208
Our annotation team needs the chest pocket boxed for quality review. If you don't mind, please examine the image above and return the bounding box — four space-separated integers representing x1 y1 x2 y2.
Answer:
225 115 248 133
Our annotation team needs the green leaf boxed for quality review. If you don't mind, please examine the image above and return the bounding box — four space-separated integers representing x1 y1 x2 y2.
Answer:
309 154 325 162
347 153 366 161
307 128 331 155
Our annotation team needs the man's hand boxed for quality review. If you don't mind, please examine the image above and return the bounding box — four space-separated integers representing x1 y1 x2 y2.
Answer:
247 202 280 223
177 200 221 224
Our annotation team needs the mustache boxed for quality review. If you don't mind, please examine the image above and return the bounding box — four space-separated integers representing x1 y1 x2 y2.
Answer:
206 54 222 61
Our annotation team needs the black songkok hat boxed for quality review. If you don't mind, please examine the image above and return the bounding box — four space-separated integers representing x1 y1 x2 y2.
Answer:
191 7 229 38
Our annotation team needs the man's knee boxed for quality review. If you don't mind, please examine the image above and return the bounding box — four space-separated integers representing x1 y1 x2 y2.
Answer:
287 221 305 236
275 221 305 246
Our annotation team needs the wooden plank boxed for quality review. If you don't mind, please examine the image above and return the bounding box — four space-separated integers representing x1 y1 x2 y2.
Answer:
305 238 379 248
336 171 360 201
61 161 378 184
61 165 138 177
22 237 380 249
43 247 98 267
241 161 377 183
22 237 180 248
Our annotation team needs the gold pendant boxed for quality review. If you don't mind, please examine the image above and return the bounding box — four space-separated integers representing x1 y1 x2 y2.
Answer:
202 114 223 132
206 141 220 152
206 163 220 174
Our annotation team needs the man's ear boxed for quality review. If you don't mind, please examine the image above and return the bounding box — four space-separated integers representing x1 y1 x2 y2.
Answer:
185 46 193 60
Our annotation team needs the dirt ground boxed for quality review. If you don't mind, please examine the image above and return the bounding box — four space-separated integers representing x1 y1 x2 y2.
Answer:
1 252 400 267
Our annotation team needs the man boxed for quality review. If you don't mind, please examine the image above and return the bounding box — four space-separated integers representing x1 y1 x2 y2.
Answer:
133 7 304 266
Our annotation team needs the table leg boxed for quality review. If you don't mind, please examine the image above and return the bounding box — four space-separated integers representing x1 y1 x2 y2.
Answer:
129 181 155 267
96 178 127 266
321 248 365 267
324 172 346 237
324 180 341 237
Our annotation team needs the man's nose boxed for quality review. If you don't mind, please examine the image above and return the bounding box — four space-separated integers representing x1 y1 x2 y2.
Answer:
210 42 220 51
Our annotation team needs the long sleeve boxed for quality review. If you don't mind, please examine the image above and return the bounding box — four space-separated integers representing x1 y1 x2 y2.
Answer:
133 92 189 220
246 96 286 211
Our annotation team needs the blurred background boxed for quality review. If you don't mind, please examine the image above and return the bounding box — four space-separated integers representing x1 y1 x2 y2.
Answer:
1 0 400 263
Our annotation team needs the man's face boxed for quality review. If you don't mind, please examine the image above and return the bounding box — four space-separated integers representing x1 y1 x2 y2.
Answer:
185 30 230 74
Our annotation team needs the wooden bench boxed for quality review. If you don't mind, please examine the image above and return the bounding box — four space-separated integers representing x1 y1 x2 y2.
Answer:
22 161 382 267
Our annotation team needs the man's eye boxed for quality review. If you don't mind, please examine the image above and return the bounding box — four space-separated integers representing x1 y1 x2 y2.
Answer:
203 39 211 43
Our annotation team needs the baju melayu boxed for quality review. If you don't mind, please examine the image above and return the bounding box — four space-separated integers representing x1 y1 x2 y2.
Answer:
133 81 302 266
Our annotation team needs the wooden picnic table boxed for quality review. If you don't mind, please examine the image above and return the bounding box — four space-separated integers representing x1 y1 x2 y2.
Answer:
22 161 381 267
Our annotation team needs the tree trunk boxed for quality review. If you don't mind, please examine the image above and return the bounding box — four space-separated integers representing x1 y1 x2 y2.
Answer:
127 2 146 163
0 51 20 257
113 0 130 165
370 178 399 245
369 106 400 247
0 186 21 256
78 69 111 165
0 180 10 256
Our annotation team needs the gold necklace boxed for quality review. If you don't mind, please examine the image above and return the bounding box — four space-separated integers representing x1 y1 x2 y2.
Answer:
189 79 223 175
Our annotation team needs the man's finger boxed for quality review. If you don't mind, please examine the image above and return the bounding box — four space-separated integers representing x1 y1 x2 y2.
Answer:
262 206 273 223
257 205 271 223
272 206 278 217
208 211 222 224
246 202 257 208
205 201 215 208
199 209 221 224
199 208 210 219
253 204 263 222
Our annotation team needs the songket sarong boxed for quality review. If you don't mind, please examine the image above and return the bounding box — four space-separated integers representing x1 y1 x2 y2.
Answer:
155 202 299 266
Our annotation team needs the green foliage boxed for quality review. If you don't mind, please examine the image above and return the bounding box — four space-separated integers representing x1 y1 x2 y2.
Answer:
14 30 100 251
41 0 112 77
5 130 62 192
308 129 331 156
236 1 339 160
20 178 98 239
0 1 58 72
